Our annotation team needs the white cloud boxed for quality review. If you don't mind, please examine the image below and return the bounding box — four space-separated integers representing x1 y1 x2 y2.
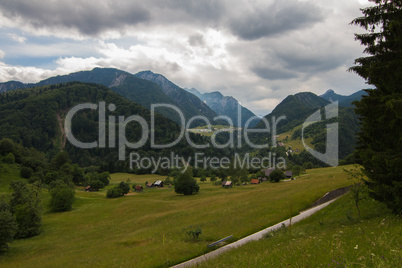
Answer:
8 33 26 43
0 50 5 59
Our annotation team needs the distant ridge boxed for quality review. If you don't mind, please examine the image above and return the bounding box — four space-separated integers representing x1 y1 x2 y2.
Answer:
320 89 367 107
255 92 330 133
185 88 258 127
135 70 218 125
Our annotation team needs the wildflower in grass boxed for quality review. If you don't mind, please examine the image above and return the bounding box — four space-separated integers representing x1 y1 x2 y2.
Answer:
354 245 358 250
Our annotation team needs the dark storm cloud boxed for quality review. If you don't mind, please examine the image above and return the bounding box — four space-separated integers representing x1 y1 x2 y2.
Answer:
155 0 226 23
0 0 150 36
229 0 324 40
0 0 323 40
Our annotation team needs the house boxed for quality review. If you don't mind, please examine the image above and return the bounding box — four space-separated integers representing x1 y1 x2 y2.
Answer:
285 171 293 178
134 185 143 192
262 168 275 178
222 181 233 188
146 182 154 188
85 186 93 192
261 177 268 182
251 179 260 184
154 180 164 187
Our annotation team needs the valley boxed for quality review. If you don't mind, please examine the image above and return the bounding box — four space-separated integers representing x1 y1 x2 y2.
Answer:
0 163 357 267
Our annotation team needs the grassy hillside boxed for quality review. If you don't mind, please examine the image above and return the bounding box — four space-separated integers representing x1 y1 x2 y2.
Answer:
199 192 401 267
0 165 354 267
277 124 313 152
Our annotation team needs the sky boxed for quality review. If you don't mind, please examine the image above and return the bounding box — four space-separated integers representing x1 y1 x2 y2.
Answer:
0 0 373 116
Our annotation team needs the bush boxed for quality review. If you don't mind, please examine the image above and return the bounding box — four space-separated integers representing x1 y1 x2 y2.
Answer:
186 227 202 240
106 186 123 198
48 186 75 212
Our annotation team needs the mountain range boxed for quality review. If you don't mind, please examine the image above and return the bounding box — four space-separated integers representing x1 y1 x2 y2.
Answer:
320 89 367 107
0 68 219 127
0 68 367 162
186 88 258 127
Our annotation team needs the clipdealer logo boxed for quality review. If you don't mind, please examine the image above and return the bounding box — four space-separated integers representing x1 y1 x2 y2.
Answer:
64 101 338 171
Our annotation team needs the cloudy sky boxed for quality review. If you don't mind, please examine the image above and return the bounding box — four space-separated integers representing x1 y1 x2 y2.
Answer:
0 0 372 115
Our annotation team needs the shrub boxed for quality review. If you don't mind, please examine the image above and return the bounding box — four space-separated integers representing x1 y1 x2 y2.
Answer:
184 226 202 241
106 186 123 198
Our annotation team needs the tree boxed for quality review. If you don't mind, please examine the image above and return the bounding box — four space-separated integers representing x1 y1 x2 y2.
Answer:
71 164 85 185
3 153 15 164
200 175 207 182
174 168 200 195
99 172 111 186
20 167 34 179
9 180 42 238
216 169 228 181
0 199 17 252
292 165 302 177
210 174 217 182
48 182 75 212
269 169 285 182
118 181 130 195
51 151 71 170
90 180 104 191
164 176 172 185
349 0 402 214
0 138 14 156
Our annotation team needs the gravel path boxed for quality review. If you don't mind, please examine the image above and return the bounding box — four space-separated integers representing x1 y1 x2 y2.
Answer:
171 197 341 267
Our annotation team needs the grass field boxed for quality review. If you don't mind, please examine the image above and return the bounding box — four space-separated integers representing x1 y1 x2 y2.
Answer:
0 164 362 267
277 124 313 153
199 193 401 267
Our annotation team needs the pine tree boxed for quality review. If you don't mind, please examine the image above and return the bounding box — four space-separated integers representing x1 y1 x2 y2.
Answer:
349 0 402 214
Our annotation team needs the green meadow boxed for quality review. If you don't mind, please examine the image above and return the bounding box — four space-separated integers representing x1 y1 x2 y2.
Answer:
0 165 368 267
199 192 401 267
